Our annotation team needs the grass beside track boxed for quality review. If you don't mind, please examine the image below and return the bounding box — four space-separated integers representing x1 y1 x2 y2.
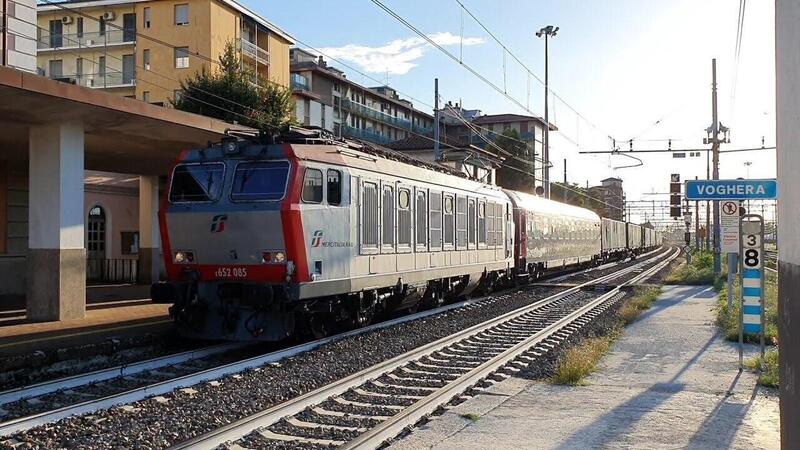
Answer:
664 251 723 287
744 349 779 388
550 287 662 385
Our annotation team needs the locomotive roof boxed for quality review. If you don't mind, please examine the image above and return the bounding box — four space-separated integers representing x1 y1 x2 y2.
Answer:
504 189 601 221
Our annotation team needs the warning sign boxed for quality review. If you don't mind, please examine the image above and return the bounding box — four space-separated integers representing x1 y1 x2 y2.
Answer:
721 201 740 254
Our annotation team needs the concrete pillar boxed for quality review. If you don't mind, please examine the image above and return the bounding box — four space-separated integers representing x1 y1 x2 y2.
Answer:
777 0 800 445
138 175 160 284
27 121 85 321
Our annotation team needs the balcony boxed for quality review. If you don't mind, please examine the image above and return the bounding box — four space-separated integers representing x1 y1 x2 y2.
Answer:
341 125 392 145
50 72 135 89
412 123 434 135
38 29 136 51
340 99 412 130
241 38 270 65
291 73 309 91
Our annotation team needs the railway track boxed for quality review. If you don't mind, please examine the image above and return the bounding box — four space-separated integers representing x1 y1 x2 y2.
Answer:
0 248 668 444
170 248 677 450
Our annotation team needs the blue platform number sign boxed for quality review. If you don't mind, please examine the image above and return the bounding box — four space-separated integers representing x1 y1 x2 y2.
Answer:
740 219 763 334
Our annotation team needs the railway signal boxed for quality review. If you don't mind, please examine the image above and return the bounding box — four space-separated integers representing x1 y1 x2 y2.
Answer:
670 174 682 218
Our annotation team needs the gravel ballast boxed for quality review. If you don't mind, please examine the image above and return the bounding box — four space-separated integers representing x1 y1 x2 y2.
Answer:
3 251 669 449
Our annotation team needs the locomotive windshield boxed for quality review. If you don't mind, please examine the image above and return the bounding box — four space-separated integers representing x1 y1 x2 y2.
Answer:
231 161 290 201
169 163 225 203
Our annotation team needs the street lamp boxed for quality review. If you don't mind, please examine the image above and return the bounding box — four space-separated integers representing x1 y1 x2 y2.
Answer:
536 25 558 199
744 161 752 179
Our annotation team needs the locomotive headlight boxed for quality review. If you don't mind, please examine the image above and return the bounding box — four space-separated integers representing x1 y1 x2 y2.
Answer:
262 250 286 264
174 251 195 264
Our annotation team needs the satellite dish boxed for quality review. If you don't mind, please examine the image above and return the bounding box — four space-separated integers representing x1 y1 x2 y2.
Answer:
535 186 545 196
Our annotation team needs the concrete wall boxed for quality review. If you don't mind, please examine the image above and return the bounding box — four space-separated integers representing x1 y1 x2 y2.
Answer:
0 168 142 297
3 0 37 73
776 0 799 445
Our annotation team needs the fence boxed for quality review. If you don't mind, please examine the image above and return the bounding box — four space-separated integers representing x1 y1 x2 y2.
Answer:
86 258 139 284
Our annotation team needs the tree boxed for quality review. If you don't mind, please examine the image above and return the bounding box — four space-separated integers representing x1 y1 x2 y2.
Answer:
493 128 536 193
172 41 293 134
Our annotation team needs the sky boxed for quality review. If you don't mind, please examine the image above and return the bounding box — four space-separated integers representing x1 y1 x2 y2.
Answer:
246 0 776 224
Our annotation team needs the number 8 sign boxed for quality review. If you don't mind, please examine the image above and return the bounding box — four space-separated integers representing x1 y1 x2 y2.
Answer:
739 216 764 337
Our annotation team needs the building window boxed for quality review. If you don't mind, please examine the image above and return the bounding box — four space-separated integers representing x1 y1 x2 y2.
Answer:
76 57 83 77
327 169 341 206
87 206 106 258
174 47 189 68
99 17 106 36
121 231 139 255
48 59 62 78
77 17 83 38
48 20 62 48
301 168 323 203
143 49 151 70
142 91 150 102
98 56 106 76
143 7 151 28
175 4 189 26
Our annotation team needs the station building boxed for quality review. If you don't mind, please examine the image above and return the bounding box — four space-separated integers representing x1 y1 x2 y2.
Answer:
35 0 293 104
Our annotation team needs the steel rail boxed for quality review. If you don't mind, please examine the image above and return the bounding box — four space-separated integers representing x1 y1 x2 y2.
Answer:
345 247 678 449
169 248 674 450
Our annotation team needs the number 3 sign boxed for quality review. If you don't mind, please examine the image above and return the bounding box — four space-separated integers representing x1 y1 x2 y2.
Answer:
739 215 764 341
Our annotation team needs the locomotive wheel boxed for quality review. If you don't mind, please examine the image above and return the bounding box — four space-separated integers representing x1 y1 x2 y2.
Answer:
309 314 332 340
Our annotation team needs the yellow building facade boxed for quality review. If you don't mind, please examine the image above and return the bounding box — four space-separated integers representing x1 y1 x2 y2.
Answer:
37 0 292 105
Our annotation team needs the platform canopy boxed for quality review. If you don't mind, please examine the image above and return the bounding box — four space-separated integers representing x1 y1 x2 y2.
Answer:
0 66 246 174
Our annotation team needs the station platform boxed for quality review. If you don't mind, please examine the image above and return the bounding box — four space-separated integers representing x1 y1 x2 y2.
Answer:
391 285 780 450
0 301 171 357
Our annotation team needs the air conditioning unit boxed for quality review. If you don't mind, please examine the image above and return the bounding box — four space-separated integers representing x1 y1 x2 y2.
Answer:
85 39 94 45
61 16 74 25
102 11 116 21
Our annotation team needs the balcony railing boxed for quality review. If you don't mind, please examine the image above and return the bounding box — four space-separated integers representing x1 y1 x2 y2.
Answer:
38 29 135 50
341 99 413 130
241 38 270 65
341 125 393 145
291 73 309 91
412 123 434 135
50 72 135 88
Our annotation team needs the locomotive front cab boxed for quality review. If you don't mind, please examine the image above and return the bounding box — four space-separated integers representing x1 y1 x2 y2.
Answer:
153 139 305 341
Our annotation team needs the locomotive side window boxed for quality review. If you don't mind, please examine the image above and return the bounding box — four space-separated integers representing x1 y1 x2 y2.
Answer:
230 161 290 201
327 169 342 206
302 168 323 203
443 195 455 247
169 163 225 203
478 201 486 245
455 196 467 249
382 185 395 248
430 192 442 249
362 182 378 247
468 199 476 247
398 188 412 247
486 203 495 247
415 190 427 250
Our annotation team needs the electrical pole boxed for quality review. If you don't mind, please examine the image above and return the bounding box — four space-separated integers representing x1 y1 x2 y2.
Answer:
536 25 558 199
434 78 441 162
711 59 721 275
563 158 567 202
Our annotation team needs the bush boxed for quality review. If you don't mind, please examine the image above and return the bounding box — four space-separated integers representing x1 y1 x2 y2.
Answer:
551 334 617 385
716 273 778 344
664 250 718 285
744 348 779 388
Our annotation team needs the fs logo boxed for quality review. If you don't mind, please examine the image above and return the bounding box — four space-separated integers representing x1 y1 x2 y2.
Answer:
210 215 228 233
311 230 324 248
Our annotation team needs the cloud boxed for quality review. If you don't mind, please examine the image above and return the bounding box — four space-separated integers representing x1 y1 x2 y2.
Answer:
315 32 484 75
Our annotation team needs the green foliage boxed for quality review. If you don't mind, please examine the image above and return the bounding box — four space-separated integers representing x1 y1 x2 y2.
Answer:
551 182 589 208
744 349 779 388
172 40 294 134
716 270 778 344
494 129 536 193
664 250 716 285
620 287 662 325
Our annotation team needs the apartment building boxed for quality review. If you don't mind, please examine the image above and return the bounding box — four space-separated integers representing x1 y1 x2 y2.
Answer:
290 48 435 145
587 177 626 221
1 0 37 73
36 0 293 104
